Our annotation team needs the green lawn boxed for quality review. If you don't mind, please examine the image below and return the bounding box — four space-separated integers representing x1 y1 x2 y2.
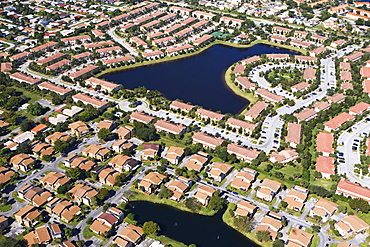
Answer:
12 87 42 103
0 204 11 212
130 190 217 216
12 192 24 203
150 235 188 247
82 225 95 239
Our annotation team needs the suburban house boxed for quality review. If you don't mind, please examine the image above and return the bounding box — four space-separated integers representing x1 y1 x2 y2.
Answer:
316 132 334 156
287 227 313 247
113 224 143 247
68 184 98 206
19 185 52 207
23 224 60 246
244 101 269 122
327 93 345 104
10 154 35 172
256 179 281 202
334 215 369 239
349 102 370 115
165 146 185 165
46 198 81 223
68 121 89 137
192 132 223 149
269 149 299 164
138 172 166 194
97 119 117 131
225 118 256 135
316 155 335 179
82 144 110 161
98 168 120 186
255 215 282 241
45 132 71 144
64 154 95 171
115 126 134 139
170 100 195 112
32 143 55 157
14 205 41 228
194 185 216 206
207 162 233 182
336 179 370 202
309 198 338 222
284 186 309 212
234 200 257 217
230 168 257 191
166 177 192 201
184 152 209 172
227 143 260 162
0 167 15 184
130 111 154 124
72 93 107 108
255 88 284 103
90 211 119 235
294 108 317 121
154 119 186 135
286 123 302 147
39 172 70 190
323 112 355 132
109 154 140 172
195 108 224 122
142 143 161 160
112 139 134 153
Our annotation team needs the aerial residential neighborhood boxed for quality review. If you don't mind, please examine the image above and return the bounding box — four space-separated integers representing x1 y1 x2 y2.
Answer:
1 0 370 247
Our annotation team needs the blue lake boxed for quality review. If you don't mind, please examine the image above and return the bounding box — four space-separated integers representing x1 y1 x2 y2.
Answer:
127 201 260 247
103 43 297 114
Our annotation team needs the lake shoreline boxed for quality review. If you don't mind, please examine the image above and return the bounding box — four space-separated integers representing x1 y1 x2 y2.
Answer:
101 40 299 114
128 195 261 247
96 39 303 77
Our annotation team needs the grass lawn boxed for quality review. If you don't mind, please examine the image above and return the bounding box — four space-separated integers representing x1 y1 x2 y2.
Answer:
130 190 217 216
12 87 42 103
150 235 188 247
222 204 272 247
83 225 95 239
154 136 187 148
12 192 24 203
0 204 12 212
224 67 259 109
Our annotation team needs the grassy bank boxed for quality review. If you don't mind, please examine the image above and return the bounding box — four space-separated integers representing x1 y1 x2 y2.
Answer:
150 235 188 247
222 204 271 247
96 39 304 78
130 190 217 216
224 66 259 108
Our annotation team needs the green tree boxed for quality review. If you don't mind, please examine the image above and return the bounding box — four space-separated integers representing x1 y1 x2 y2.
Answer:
57 184 71 194
233 216 253 232
65 167 81 179
256 230 271 242
27 102 45 116
97 188 109 200
98 128 113 141
17 142 32 154
142 221 160 235
158 184 173 199
272 239 284 247
185 197 201 212
54 140 69 153
207 191 226 211
20 119 34 132
349 198 370 213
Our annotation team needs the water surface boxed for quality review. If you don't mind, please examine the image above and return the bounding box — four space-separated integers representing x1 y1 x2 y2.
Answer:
103 44 297 114
127 201 260 247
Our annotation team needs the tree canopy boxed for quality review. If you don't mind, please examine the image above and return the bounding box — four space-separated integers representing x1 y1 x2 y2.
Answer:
142 221 160 235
